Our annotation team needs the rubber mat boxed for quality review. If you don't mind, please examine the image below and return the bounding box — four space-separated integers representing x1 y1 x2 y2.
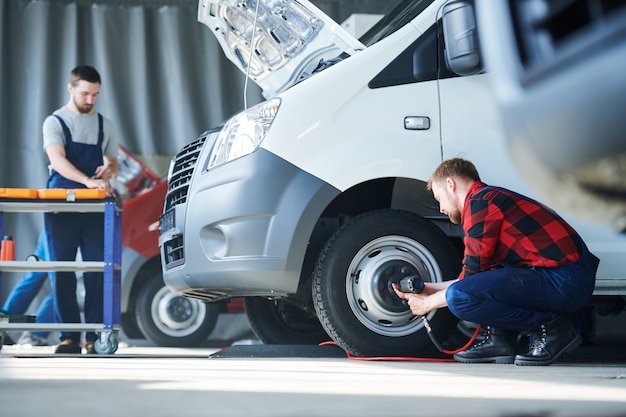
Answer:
210 343 348 358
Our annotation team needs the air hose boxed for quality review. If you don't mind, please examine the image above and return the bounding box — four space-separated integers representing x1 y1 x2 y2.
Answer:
397 275 482 354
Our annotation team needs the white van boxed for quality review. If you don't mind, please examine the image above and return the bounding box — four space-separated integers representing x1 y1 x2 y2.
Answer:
159 0 626 356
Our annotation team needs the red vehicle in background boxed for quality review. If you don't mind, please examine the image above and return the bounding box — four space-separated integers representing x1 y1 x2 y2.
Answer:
116 146 242 346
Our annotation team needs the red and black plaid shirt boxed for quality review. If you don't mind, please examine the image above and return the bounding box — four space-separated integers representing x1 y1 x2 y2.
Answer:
459 181 582 280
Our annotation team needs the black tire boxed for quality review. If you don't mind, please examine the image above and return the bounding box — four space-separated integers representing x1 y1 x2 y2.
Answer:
120 307 144 340
244 297 330 345
135 277 219 347
313 209 461 357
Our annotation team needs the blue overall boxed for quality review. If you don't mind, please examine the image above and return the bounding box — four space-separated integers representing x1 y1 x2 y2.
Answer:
446 238 599 332
44 114 105 344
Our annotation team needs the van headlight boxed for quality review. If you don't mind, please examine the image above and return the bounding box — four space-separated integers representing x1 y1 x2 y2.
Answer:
207 98 281 169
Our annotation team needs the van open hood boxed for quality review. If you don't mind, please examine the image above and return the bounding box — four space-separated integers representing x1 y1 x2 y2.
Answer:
198 0 365 98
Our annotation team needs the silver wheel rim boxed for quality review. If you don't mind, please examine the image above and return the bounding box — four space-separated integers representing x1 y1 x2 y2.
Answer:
345 235 442 336
151 286 206 337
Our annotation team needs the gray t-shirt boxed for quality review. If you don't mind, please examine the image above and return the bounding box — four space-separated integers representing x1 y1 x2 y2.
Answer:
42 106 118 159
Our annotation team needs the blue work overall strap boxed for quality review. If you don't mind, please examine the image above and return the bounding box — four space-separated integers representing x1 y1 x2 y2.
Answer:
47 113 104 189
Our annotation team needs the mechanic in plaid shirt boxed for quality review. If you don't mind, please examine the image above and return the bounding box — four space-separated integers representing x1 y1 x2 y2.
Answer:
395 158 599 366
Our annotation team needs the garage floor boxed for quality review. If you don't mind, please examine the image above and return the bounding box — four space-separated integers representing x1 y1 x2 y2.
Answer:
2 342 626 417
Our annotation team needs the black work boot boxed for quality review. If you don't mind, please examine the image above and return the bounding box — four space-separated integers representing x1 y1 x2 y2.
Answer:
514 315 582 366
453 326 517 364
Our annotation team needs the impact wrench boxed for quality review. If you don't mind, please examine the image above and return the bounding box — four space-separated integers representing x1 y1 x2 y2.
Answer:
396 275 444 352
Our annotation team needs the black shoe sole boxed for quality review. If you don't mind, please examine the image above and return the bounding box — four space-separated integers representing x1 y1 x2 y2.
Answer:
54 340 82 354
514 334 582 366
453 354 515 364
54 347 81 354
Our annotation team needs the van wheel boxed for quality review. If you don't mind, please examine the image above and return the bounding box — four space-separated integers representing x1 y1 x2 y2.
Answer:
135 277 219 347
313 209 461 357
244 297 330 345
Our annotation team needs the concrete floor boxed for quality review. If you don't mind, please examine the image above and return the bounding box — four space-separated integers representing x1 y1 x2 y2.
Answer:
1 343 626 417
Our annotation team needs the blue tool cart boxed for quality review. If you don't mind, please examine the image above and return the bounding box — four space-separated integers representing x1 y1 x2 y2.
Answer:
0 198 122 354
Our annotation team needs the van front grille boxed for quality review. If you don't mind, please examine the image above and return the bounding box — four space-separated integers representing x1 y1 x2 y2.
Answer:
164 135 207 211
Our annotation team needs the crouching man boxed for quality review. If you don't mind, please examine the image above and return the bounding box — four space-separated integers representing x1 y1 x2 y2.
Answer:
395 158 599 366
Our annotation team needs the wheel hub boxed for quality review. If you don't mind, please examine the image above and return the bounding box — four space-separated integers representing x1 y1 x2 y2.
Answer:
153 286 205 334
368 260 418 313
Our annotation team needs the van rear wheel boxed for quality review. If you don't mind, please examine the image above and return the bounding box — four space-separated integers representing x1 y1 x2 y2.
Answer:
313 209 461 357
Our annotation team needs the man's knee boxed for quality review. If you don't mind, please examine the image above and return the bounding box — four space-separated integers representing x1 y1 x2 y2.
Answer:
446 282 469 318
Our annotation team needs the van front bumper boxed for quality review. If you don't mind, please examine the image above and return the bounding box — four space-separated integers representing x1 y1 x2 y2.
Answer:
159 147 339 302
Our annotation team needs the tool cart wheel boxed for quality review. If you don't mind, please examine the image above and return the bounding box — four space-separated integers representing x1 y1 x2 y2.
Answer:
94 331 119 354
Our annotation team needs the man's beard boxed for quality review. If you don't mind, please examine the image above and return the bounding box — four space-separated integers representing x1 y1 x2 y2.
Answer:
448 210 461 224
73 98 93 114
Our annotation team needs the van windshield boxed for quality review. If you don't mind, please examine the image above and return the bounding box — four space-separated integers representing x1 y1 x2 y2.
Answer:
359 0 435 46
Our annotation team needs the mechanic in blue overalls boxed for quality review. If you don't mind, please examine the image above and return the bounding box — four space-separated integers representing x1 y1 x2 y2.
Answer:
42 65 119 354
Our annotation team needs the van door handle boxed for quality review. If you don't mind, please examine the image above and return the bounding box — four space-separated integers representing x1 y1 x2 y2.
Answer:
404 116 430 130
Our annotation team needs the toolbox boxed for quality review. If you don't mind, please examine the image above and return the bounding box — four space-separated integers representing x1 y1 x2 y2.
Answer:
0 188 107 200
0 188 38 199
38 188 107 200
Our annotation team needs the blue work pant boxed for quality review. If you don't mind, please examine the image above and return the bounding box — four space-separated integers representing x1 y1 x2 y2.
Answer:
1 230 54 338
446 242 599 332
45 212 104 343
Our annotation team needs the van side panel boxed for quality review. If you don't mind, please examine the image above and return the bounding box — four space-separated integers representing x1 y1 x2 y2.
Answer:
263 20 443 191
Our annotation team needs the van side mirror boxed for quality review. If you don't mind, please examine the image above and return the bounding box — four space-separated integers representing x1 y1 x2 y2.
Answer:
442 1 482 76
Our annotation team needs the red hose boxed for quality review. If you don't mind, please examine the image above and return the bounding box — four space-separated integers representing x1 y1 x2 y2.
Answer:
441 324 482 355
319 324 482 362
